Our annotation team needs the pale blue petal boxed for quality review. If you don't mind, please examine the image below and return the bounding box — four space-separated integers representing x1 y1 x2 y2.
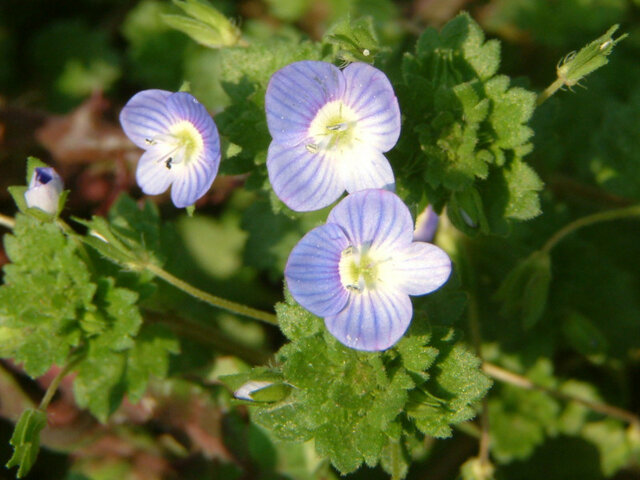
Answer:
327 189 413 252
119 90 174 149
169 154 218 208
342 63 401 152
285 223 350 317
325 286 412 351
166 92 221 157
267 141 345 212
266 61 346 147
340 145 395 193
135 149 173 195
389 242 452 296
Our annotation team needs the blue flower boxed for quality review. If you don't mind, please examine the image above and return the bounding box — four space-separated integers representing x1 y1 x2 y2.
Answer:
24 167 63 215
285 189 452 351
265 61 401 212
119 89 221 208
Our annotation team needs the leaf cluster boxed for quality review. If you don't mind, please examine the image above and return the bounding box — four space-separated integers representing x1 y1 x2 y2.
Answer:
1 193 180 476
395 13 542 235
224 293 490 478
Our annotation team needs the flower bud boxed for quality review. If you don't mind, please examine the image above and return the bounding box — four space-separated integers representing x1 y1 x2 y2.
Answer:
413 205 439 243
24 167 63 215
234 380 291 402
557 25 627 87
162 0 241 49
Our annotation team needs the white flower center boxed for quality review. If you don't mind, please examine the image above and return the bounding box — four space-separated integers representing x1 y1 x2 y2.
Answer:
145 120 204 170
306 101 361 154
338 244 392 293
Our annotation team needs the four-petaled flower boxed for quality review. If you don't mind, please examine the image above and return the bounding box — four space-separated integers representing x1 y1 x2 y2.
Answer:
265 61 401 212
119 89 221 208
24 167 64 215
285 189 452 351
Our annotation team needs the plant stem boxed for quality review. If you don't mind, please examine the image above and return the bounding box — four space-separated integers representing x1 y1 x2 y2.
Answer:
468 294 492 467
482 362 640 428
140 262 278 326
0 213 16 230
542 204 640 253
38 355 82 412
537 77 565 106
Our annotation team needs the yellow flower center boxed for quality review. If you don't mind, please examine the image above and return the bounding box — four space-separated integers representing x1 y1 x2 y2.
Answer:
306 101 360 154
339 244 386 293
145 120 204 170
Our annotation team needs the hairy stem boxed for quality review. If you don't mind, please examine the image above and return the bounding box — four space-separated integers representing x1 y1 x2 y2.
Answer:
483 362 640 427
140 262 278 326
542 204 640 253
536 77 565 106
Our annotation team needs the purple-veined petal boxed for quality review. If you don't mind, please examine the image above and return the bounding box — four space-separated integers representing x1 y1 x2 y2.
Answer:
388 242 452 296
342 63 401 152
266 61 346 147
285 223 350 317
169 153 218 208
327 189 413 252
119 89 174 149
267 141 345 212
166 92 221 156
325 286 412 351
340 144 395 193
135 149 174 196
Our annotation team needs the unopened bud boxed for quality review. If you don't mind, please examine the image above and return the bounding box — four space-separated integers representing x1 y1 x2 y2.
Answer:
24 167 63 215
413 205 439 242
163 0 241 49
557 25 627 87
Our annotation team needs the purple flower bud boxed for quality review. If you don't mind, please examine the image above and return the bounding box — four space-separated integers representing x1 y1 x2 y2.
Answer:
413 205 439 243
24 167 64 215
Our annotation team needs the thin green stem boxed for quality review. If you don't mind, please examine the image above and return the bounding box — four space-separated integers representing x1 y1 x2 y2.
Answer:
38 355 82 411
0 213 16 230
542 204 640 253
537 77 565 106
483 362 640 428
140 262 278 326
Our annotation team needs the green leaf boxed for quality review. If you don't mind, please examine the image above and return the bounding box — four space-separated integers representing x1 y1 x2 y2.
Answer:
0 214 95 376
73 342 128 423
487 359 560 463
396 12 541 234
87 277 143 351
125 324 180 402
6 409 47 478
251 303 489 476
407 329 491 438
323 15 380 63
